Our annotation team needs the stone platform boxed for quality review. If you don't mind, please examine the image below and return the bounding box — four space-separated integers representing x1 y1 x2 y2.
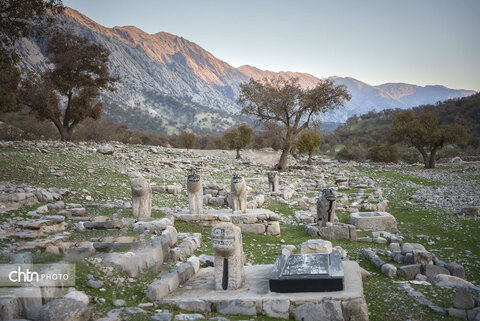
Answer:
172 209 281 236
350 211 398 232
160 261 368 320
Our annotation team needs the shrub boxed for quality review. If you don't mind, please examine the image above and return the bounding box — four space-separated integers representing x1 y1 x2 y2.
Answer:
367 143 398 163
335 145 367 162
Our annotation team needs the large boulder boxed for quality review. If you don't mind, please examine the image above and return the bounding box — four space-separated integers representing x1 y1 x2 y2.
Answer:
38 298 90 321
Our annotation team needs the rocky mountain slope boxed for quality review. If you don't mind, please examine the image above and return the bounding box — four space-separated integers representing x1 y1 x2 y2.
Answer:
16 7 476 132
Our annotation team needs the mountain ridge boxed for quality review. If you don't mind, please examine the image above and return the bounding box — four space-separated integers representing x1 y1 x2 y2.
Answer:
15 7 477 133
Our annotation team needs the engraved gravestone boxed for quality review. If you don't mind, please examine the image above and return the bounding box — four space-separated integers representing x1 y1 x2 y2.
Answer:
187 171 203 214
230 174 247 213
211 222 245 290
269 251 344 293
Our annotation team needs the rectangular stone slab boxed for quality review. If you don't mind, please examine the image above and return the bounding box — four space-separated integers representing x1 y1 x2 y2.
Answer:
269 252 344 292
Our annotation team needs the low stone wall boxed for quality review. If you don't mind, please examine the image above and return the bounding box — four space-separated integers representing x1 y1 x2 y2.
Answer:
172 209 281 236
146 256 200 301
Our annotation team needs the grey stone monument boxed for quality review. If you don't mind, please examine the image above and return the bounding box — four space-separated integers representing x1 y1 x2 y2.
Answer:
187 171 203 214
268 172 279 192
269 251 344 293
211 222 245 290
130 176 152 218
317 188 336 227
230 174 247 213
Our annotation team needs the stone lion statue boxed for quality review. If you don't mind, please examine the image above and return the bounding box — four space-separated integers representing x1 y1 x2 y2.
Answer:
317 188 336 227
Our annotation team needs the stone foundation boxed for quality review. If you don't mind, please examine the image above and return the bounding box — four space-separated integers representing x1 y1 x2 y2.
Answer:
173 209 281 236
159 261 368 320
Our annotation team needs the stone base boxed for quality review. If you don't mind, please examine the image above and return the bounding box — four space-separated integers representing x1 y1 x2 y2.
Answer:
350 212 398 232
173 209 281 236
159 261 368 320
303 223 357 241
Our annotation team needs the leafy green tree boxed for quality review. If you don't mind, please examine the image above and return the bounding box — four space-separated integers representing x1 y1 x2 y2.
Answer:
223 123 254 159
21 32 118 141
390 110 468 168
176 130 197 150
297 130 322 164
0 0 64 112
239 77 350 171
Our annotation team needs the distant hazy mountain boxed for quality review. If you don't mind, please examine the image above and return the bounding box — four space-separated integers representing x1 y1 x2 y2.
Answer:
15 7 476 132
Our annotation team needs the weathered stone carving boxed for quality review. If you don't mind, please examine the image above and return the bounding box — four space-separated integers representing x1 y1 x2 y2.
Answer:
130 176 152 218
317 188 336 227
268 172 279 192
187 171 203 214
230 174 247 213
211 222 245 290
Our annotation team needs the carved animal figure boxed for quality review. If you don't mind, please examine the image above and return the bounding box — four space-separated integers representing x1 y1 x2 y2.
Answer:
230 174 247 213
211 222 245 290
130 176 152 218
317 188 336 227
268 172 279 192
187 171 203 214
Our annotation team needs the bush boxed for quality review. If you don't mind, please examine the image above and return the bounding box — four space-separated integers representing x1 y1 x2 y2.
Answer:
0 110 167 146
436 145 462 160
174 130 197 149
367 143 398 163
335 145 367 162
195 134 218 150
397 146 421 164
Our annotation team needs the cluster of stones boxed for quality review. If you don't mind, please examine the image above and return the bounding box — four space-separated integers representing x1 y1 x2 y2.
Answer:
398 281 480 319
0 182 68 211
362 241 480 318
0 171 211 321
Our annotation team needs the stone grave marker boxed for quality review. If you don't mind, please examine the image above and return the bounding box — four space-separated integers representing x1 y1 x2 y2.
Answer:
187 171 203 214
269 251 344 293
211 222 245 290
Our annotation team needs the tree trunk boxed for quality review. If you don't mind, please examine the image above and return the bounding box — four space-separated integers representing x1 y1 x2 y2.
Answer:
275 130 295 171
236 148 241 159
307 151 313 165
51 120 66 141
417 146 430 169
429 147 439 169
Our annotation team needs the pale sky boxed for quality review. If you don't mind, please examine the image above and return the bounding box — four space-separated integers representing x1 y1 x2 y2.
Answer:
63 0 480 90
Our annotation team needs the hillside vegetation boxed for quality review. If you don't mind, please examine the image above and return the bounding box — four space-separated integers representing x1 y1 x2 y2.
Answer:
325 93 480 162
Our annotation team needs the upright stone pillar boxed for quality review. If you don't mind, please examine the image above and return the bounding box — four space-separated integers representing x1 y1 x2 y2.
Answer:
187 171 203 214
130 176 152 218
230 174 247 213
317 188 336 227
211 222 245 290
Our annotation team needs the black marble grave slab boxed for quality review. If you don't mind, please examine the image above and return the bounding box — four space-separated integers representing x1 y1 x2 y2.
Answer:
269 251 344 293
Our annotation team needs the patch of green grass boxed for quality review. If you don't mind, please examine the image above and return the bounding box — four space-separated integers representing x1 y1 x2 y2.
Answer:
266 201 294 217
74 259 164 315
